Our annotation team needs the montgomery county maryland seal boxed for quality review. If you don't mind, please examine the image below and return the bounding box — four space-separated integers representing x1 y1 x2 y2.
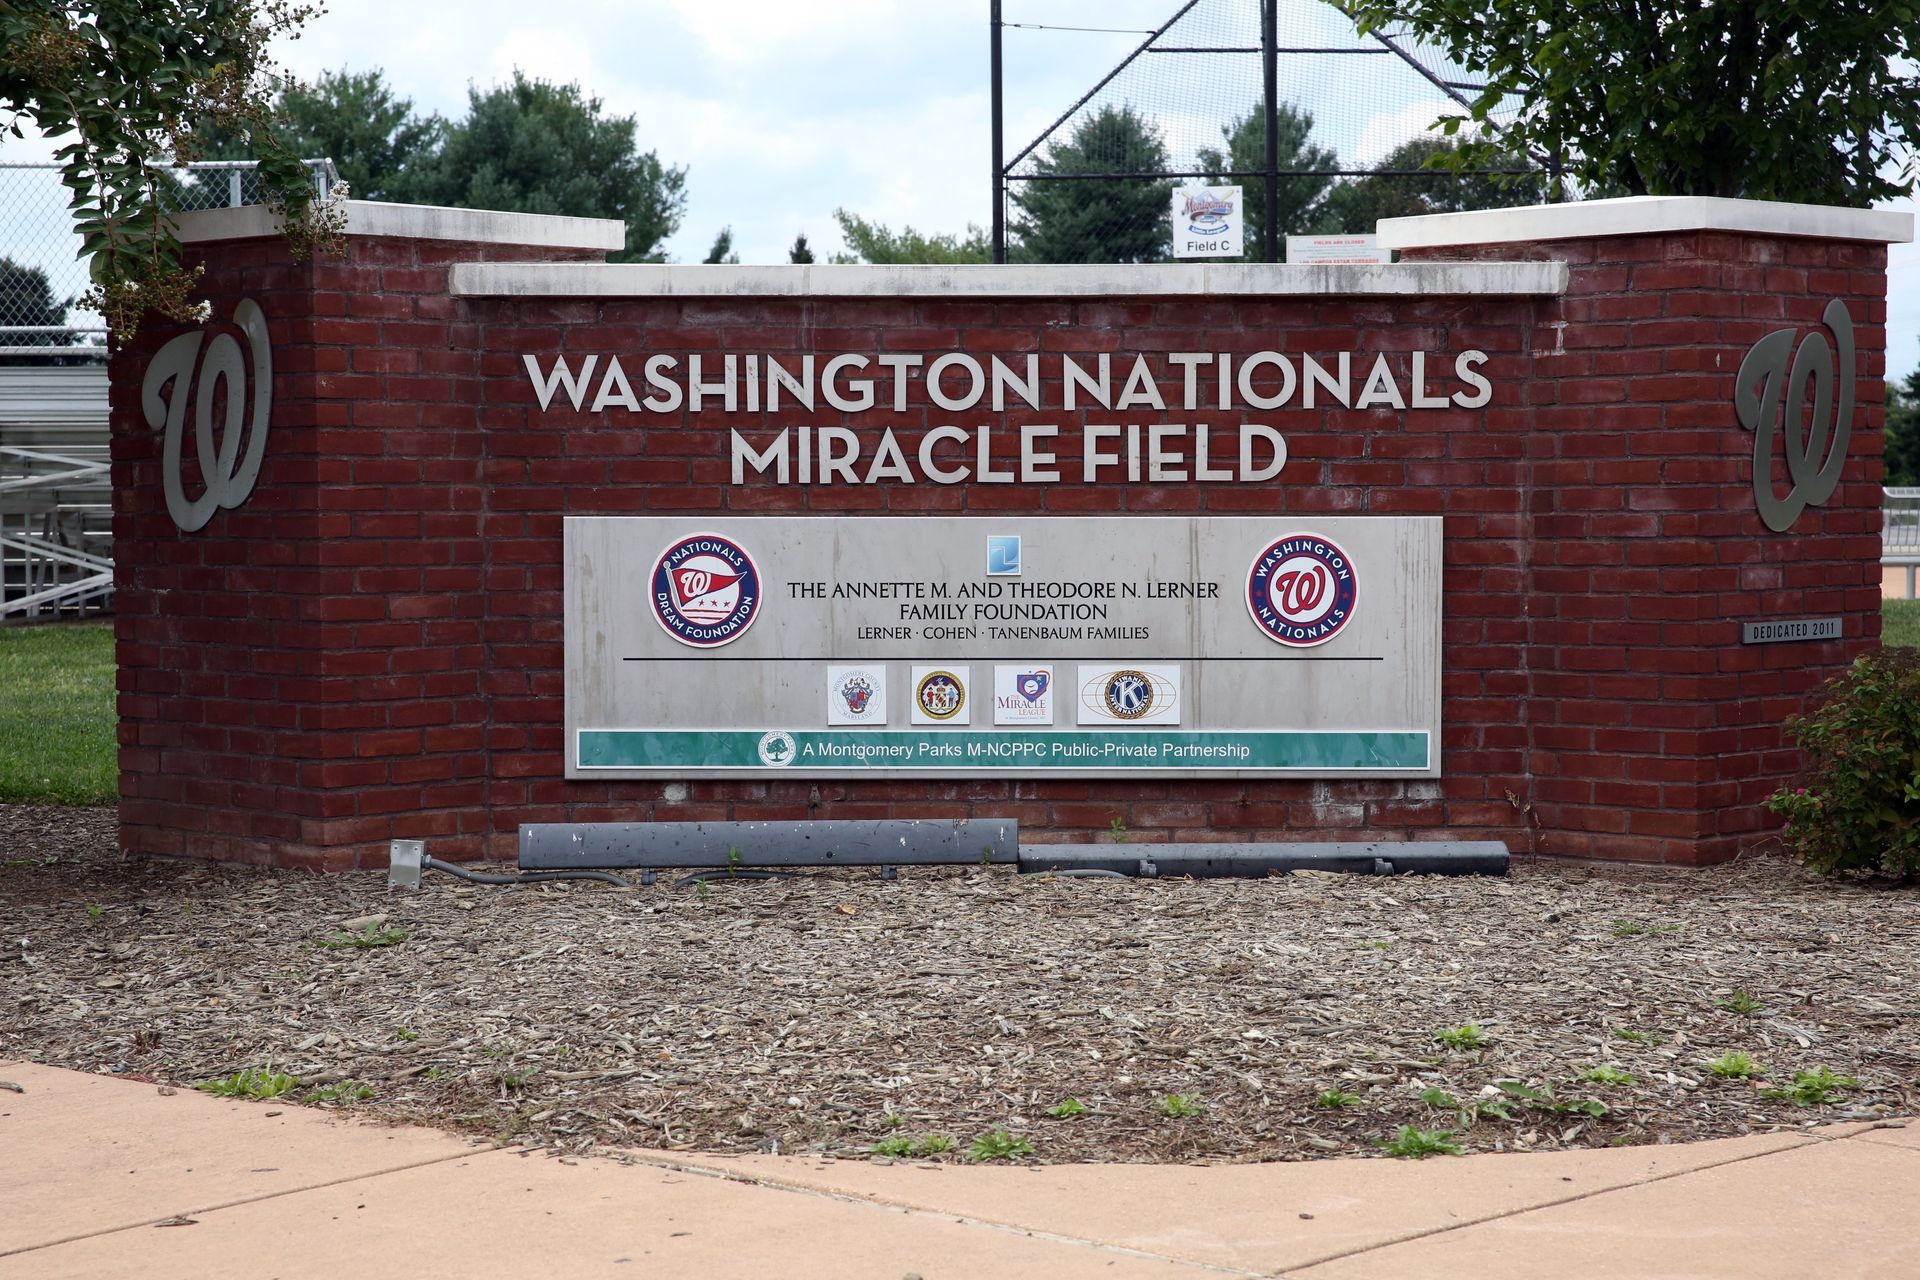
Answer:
650 532 760 648
826 665 887 726
1246 533 1357 647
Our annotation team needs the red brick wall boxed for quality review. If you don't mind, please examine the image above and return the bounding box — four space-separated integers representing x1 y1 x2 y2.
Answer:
1400 232 1885 862
108 228 1884 869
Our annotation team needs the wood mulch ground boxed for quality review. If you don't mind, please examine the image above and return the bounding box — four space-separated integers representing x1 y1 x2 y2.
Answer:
3 804 1916 1165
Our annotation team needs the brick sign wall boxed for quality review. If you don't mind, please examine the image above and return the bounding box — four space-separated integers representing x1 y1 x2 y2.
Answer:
106 199 1903 869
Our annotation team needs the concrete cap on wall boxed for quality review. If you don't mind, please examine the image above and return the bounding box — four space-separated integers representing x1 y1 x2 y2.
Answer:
171 199 627 251
447 260 1569 298
1375 194 1915 250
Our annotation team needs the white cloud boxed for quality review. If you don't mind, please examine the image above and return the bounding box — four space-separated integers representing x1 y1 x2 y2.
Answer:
1349 99 1459 169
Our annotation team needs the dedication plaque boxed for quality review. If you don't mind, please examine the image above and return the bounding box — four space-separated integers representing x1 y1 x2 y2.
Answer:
564 515 1442 779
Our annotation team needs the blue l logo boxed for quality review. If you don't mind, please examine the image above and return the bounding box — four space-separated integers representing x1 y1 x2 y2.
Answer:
986 535 1021 576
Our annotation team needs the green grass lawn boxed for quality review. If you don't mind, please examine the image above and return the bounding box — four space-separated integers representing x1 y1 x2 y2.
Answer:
0 623 116 805
1884 600 1920 648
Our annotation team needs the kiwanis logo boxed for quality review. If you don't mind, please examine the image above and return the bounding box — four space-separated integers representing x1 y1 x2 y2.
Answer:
1074 664 1180 726
1102 670 1156 720
1247 533 1357 647
650 533 760 648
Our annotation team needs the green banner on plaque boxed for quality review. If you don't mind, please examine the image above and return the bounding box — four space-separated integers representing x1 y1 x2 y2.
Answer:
578 729 1430 772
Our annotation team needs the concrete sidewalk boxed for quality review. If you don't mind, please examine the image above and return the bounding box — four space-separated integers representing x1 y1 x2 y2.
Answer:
2 1061 1913 1278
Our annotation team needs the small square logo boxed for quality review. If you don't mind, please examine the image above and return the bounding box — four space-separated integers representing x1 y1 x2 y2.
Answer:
986 535 1021 576
993 664 1054 725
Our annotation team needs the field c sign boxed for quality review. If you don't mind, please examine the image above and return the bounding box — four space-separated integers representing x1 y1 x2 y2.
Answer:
140 298 273 533
1734 298 1855 534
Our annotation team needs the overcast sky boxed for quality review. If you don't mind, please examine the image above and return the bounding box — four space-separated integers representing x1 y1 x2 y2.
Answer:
4 0 1916 377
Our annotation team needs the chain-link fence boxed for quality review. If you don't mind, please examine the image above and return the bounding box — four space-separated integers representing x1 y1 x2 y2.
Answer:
992 0 1542 263
0 159 336 359
0 159 333 621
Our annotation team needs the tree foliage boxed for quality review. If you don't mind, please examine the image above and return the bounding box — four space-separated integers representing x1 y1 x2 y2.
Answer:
398 71 686 262
831 209 988 264
1010 104 1171 263
251 68 439 201
0 256 68 336
1198 102 1340 252
702 226 738 264
787 232 814 264
1322 136 1546 235
1770 649 1920 878
0 256 90 365
1344 0 1920 206
1887 357 1920 487
0 1 338 337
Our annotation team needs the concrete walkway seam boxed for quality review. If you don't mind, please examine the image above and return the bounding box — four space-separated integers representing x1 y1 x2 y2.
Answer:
0 1145 490 1260
613 1151 1259 1277
1268 1130 1847 1275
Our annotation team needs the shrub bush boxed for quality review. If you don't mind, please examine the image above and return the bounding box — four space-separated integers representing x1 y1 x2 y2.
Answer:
1769 648 1920 877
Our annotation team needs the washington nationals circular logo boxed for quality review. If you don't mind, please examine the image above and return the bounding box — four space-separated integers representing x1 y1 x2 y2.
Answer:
1247 533 1357 647
650 533 761 648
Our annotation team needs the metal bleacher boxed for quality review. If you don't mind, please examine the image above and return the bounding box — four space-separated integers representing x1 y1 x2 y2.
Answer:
0 363 113 621
1886 487 1920 600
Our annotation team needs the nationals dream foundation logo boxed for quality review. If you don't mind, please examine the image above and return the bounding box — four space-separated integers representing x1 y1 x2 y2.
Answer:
650 533 761 647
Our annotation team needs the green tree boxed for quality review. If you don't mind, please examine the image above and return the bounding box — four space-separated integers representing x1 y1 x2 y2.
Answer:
702 226 739 264
830 209 989 264
1343 1 1920 206
0 257 88 365
0 1 333 337
260 69 439 201
787 232 815 264
187 67 439 205
0 256 69 340
1322 136 1546 234
1197 102 1340 254
1887 361 1920 487
399 71 687 262
1010 103 1172 263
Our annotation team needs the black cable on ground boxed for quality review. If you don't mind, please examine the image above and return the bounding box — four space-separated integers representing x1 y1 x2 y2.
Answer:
672 869 790 889
423 856 631 888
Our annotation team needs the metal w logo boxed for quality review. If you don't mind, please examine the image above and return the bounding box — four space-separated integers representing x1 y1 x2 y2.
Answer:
139 299 273 532
1733 299 1855 533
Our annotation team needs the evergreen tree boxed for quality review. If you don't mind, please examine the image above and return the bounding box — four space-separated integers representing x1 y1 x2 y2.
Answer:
788 232 815 264
1198 103 1340 253
1321 136 1545 235
830 210 988 264
1010 104 1172 264
1887 361 1920 488
0 257 83 366
399 71 687 262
